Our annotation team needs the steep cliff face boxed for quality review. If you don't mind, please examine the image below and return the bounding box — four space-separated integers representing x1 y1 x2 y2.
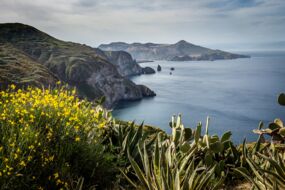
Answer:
0 23 155 107
102 51 143 76
99 40 250 61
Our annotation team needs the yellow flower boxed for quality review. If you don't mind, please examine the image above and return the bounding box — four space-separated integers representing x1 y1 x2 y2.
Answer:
19 161 26 167
71 89 76 95
56 179 62 185
10 84 16 90
54 172 59 179
28 145 35 150
9 142 15 147
75 136 80 142
74 126 79 131
49 155 54 161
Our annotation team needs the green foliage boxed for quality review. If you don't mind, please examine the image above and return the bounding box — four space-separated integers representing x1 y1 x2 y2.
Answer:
1 85 285 189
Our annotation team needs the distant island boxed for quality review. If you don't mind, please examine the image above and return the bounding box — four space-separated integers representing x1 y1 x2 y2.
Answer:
99 40 250 62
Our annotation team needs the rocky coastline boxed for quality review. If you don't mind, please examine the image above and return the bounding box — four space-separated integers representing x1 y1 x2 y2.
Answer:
0 23 155 108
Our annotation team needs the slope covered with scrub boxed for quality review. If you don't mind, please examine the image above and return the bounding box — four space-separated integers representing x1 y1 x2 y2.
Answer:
0 42 58 88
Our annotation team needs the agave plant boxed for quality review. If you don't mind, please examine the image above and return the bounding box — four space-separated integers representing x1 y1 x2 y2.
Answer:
121 115 240 189
234 140 285 190
105 120 159 159
123 133 223 190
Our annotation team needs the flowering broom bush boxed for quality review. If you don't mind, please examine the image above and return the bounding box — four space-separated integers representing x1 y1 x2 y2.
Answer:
0 84 115 189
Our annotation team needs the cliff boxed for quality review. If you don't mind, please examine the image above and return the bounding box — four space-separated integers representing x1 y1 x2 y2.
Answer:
102 50 143 76
99 40 250 61
0 23 155 107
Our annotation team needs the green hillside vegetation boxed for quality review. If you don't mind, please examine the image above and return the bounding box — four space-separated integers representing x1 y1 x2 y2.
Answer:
0 43 58 88
0 85 284 189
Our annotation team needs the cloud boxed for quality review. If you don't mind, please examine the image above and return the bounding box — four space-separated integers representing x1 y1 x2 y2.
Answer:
0 0 284 49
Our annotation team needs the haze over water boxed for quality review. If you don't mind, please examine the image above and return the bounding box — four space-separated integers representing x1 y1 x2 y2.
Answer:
113 51 285 144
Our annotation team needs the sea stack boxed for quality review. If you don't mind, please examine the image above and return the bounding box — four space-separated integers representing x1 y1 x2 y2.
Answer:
157 64 162 72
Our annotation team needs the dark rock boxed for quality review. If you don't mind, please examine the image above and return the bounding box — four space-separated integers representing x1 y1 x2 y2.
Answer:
143 67 155 74
137 85 156 97
170 67 175 71
170 72 172 75
157 64 162 71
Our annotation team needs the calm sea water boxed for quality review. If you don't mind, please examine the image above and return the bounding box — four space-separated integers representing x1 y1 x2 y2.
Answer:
113 51 285 143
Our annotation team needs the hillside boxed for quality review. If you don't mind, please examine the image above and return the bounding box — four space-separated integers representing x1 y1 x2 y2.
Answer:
0 42 58 89
99 40 250 61
0 23 155 107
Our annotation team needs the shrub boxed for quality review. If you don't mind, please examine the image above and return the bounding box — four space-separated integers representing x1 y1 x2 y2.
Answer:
0 84 115 189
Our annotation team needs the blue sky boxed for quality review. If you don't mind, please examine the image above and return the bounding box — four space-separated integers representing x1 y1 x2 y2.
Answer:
0 0 284 50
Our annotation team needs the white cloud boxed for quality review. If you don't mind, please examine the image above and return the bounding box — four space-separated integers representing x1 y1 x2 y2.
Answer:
0 0 284 49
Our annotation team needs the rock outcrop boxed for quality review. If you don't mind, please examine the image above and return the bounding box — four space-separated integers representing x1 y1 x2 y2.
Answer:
99 40 250 61
0 23 155 108
102 50 143 76
137 85 156 97
142 67 156 74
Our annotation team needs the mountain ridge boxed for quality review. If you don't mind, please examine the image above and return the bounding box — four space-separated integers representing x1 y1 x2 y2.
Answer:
99 40 250 61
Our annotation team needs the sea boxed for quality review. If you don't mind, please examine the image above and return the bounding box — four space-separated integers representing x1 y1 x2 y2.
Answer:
113 51 285 144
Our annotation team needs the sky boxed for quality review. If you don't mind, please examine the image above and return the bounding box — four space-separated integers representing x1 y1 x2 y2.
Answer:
0 0 285 50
